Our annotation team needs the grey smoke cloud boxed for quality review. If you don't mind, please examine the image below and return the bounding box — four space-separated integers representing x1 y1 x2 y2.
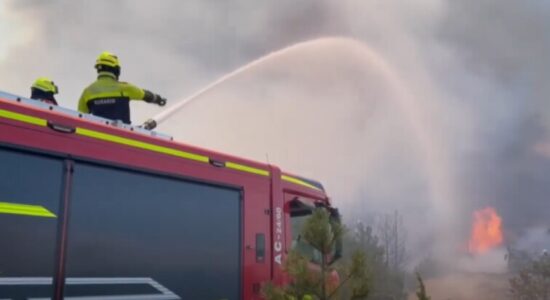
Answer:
0 0 347 108
1 0 550 262
438 0 550 235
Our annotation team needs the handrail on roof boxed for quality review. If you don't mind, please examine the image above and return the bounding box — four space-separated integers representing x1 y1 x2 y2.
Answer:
0 90 173 141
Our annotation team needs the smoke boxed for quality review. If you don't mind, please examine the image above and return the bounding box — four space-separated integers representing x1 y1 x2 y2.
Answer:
458 248 508 274
437 0 550 236
514 227 550 254
0 2 31 61
157 37 457 254
1 0 550 266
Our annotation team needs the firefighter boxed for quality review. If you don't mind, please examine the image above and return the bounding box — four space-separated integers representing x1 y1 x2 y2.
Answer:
78 51 166 124
30 77 58 105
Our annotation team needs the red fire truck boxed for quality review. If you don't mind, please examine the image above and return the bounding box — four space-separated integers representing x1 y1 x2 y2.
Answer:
0 91 340 300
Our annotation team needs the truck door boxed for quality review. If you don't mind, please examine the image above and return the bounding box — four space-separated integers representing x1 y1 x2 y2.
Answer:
63 161 242 300
0 147 64 299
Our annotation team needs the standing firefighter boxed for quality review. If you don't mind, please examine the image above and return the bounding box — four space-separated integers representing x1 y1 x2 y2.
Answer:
78 51 167 125
31 77 58 105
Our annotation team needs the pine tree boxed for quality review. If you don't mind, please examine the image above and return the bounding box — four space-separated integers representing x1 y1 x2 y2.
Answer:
263 208 370 300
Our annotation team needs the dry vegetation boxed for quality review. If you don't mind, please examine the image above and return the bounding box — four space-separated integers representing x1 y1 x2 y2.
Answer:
407 273 509 300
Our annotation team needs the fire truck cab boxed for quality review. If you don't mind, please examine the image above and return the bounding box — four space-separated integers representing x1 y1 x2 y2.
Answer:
0 91 338 300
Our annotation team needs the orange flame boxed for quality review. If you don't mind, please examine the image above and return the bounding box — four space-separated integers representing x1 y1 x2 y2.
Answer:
468 207 503 254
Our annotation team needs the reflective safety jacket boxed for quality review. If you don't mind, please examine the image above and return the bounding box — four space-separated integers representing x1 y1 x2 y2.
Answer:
78 74 151 124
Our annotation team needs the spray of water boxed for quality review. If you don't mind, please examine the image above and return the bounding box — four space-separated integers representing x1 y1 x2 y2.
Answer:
151 39 353 125
154 37 458 255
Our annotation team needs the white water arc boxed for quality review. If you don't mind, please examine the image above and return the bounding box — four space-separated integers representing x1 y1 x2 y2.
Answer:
154 37 456 242
152 38 368 125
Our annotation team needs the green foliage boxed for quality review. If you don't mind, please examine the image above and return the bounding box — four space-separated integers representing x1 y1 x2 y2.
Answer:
284 251 320 299
263 208 370 300
415 273 431 300
345 219 407 300
509 253 550 300
302 208 344 256
346 251 370 299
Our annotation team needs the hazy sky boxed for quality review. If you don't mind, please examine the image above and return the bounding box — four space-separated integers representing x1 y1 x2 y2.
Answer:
1 0 549 262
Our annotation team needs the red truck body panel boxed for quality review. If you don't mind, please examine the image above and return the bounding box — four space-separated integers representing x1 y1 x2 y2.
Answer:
0 94 330 300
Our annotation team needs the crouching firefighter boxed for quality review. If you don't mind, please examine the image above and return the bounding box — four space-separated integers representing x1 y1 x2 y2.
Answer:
31 77 58 105
78 51 167 125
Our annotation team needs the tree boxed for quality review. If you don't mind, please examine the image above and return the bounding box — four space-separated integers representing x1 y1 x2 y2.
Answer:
345 214 407 300
415 273 431 300
509 253 550 300
377 211 407 272
263 208 370 300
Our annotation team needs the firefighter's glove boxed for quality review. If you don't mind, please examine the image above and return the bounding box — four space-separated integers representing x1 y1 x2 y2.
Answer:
156 96 167 107
144 90 167 106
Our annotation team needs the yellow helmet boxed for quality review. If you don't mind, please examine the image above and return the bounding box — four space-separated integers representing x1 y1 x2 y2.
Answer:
95 51 120 69
31 77 58 94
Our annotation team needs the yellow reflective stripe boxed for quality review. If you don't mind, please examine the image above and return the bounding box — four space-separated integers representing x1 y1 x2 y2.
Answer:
77 126 270 176
0 107 270 177
0 109 47 127
85 91 124 99
282 175 322 191
75 127 209 163
0 202 56 218
225 162 269 176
